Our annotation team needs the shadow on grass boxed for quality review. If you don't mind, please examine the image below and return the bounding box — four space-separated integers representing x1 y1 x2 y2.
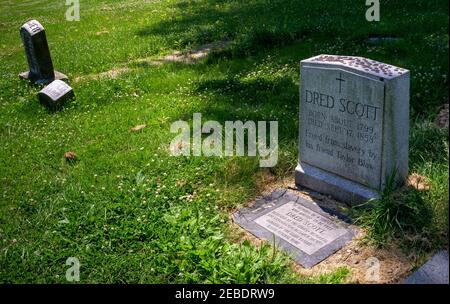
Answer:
194 75 296 105
136 0 448 116
136 0 369 50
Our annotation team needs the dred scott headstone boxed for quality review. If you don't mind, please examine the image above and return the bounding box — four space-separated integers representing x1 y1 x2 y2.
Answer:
19 20 67 85
296 55 410 204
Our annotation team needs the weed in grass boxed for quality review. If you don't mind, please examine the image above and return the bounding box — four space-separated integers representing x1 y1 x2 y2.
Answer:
354 175 438 253
316 267 351 284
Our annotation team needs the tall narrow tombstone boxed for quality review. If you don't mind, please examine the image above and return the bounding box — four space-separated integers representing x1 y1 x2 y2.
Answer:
19 20 68 85
296 55 410 204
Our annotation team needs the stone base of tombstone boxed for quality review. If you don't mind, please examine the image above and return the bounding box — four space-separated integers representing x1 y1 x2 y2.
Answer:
19 70 68 85
38 80 74 111
295 163 380 205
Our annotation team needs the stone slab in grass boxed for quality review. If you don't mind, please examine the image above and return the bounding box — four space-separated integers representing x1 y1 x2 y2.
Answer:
404 251 449 284
38 80 74 111
233 189 356 268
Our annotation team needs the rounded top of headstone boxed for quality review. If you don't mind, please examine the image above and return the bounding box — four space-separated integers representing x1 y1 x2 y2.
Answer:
20 20 44 36
39 80 73 99
301 54 409 79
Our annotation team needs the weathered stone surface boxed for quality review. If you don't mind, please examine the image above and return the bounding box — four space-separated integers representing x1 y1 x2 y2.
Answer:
296 55 410 204
404 251 449 284
38 80 74 110
19 20 68 85
233 189 356 268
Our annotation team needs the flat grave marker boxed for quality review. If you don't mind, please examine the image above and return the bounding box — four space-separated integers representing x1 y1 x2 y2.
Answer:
233 189 356 268
38 80 74 110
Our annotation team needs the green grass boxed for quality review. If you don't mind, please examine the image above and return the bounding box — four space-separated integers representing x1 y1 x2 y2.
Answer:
355 123 448 253
0 0 448 283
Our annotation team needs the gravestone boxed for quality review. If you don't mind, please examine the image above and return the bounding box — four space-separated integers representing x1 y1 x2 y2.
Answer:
233 189 356 268
296 55 410 204
38 80 74 110
404 250 449 284
19 20 68 84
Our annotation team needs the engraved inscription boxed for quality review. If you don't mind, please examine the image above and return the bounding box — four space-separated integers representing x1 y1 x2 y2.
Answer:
28 20 42 34
300 67 384 189
42 80 71 100
254 201 348 255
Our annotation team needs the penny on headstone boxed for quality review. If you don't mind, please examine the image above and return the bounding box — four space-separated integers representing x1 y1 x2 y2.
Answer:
296 55 410 204
38 80 74 110
19 20 68 85
233 189 356 268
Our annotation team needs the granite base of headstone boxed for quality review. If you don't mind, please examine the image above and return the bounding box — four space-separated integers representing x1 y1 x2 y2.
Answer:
19 19 68 85
19 70 68 85
233 189 356 268
38 80 74 110
296 55 410 205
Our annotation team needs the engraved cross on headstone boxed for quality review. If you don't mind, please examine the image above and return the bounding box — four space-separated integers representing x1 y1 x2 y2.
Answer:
336 72 345 93
19 20 68 85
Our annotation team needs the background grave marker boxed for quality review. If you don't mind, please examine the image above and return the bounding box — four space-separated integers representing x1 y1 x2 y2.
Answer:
38 80 74 110
19 20 68 84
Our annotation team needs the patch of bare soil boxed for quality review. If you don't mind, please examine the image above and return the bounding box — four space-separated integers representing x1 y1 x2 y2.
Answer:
140 41 232 65
74 41 231 82
291 232 412 284
74 67 131 83
130 124 146 132
228 174 416 284
407 173 431 191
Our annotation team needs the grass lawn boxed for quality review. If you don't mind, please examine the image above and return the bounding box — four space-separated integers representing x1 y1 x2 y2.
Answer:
0 0 448 283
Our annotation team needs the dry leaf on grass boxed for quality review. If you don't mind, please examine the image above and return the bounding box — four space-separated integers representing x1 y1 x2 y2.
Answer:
407 173 431 191
131 124 146 132
64 151 77 162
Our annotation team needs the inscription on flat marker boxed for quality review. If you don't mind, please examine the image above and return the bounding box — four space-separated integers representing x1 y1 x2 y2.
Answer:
254 201 347 255
233 190 356 268
38 80 74 110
